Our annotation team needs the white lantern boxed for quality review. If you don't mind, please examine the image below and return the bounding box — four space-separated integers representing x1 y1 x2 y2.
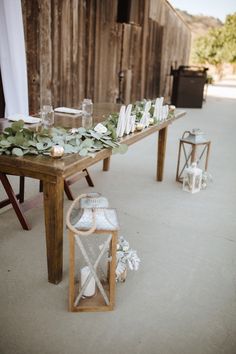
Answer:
183 162 202 193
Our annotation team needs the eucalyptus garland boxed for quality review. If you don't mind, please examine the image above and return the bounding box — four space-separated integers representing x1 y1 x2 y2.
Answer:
0 99 175 158
0 120 128 157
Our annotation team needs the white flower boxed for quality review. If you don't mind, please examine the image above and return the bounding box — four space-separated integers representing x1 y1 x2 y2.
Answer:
122 245 129 252
115 261 126 277
94 123 107 134
69 128 79 134
116 236 140 279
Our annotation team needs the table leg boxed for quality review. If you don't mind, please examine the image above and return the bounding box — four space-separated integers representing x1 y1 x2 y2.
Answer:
103 157 111 171
205 142 211 171
156 127 168 181
43 177 64 284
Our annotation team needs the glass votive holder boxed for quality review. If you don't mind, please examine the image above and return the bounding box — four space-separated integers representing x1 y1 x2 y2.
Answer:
82 99 93 116
41 105 54 127
82 114 93 130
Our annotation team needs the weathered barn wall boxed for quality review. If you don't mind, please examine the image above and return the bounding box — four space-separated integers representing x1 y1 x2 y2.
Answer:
21 0 191 114
149 0 191 98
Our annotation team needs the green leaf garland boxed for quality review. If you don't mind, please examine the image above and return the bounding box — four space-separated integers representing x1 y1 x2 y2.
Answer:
0 101 174 158
0 119 127 158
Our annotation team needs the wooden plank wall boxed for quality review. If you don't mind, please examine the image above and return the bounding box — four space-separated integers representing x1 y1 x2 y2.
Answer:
121 23 142 103
21 0 191 113
145 20 163 99
92 0 120 102
149 0 191 99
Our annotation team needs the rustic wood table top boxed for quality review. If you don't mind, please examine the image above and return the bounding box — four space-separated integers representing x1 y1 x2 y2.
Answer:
0 104 186 284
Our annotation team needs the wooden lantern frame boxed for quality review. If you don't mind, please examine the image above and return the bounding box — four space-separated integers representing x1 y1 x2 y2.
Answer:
66 193 118 312
176 130 211 183
68 229 117 312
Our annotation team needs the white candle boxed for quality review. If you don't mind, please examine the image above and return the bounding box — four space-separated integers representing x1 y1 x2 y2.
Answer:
80 266 96 297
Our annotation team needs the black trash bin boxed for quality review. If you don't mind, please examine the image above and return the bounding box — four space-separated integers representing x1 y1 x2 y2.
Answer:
171 66 208 108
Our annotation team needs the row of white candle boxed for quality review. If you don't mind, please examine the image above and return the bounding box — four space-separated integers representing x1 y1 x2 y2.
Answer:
116 98 175 138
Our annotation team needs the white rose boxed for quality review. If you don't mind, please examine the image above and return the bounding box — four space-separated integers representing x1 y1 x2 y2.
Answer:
123 245 129 252
69 128 78 134
149 118 154 125
94 123 107 134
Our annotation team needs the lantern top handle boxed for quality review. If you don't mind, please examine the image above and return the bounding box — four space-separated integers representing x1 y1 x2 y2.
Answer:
182 128 204 139
182 130 191 139
66 193 97 236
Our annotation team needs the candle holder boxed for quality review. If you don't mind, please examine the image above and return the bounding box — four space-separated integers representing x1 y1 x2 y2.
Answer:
66 193 119 312
50 145 64 158
136 123 144 131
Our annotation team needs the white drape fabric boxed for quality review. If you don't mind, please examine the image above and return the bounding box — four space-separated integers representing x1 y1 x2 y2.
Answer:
0 0 29 117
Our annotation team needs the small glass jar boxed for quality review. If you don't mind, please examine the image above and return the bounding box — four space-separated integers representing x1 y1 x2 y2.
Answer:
41 105 54 127
82 98 93 116
82 115 93 129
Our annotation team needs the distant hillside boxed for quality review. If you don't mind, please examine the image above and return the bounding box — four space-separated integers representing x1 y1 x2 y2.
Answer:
176 9 223 39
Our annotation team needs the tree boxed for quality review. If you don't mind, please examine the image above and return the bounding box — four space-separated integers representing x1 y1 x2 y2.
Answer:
192 12 236 68
222 13 236 63
192 27 224 66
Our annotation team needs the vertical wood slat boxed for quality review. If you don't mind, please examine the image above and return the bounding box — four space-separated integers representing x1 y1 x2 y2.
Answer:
22 0 40 114
93 0 120 103
130 25 142 102
60 0 71 105
39 0 52 106
71 0 79 107
121 23 142 104
77 0 86 102
145 20 163 99
86 0 96 99
93 0 101 102
51 0 62 108
140 0 150 99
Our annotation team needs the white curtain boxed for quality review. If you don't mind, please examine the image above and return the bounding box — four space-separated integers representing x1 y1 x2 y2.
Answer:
0 0 29 117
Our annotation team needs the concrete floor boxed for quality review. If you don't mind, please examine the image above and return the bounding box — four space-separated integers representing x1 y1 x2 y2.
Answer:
0 79 236 354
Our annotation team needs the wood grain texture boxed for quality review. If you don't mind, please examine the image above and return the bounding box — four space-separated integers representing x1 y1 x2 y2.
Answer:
68 229 117 312
21 0 191 113
157 126 168 181
68 230 75 311
22 0 40 114
43 177 64 284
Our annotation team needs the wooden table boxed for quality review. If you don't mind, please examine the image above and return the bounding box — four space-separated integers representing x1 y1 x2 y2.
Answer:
0 104 186 284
